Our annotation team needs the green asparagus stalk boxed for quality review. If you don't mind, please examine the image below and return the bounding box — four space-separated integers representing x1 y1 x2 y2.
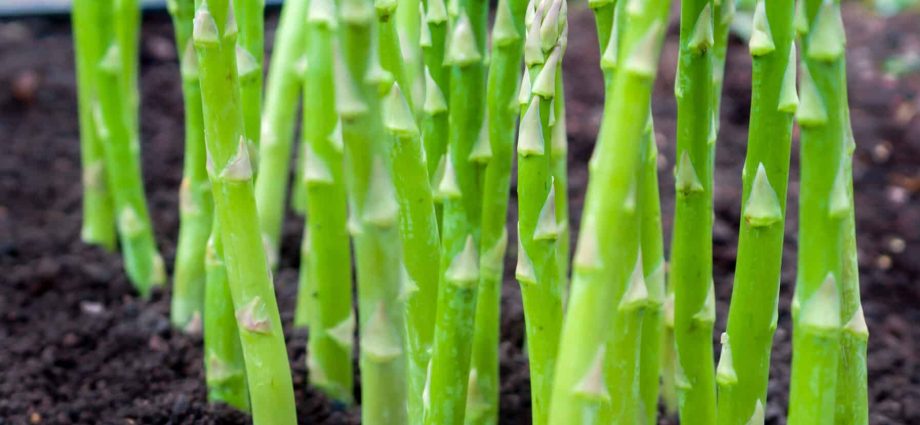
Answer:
232 0 264 148
254 0 309 262
203 233 250 410
397 0 424 109
337 0 408 421
551 67 569 295
546 0 670 421
515 0 567 422
192 2 297 422
465 0 527 422
424 0 489 422
788 0 851 423
711 0 733 138
671 0 717 423
73 0 117 251
717 1 796 423
115 0 141 142
638 117 666 425
383 82 441 425
421 0 450 195
167 0 213 331
837 114 869 424
94 2 165 296
378 3 442 420
301 0 356 401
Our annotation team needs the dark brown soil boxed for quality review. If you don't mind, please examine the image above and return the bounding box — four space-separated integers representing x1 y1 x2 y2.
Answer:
0 4 918 424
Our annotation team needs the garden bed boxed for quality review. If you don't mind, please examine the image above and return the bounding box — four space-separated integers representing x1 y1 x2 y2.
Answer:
0 4 918 424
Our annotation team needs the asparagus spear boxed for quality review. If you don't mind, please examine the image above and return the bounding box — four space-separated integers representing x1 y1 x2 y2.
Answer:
337 0 408 420
671 0 717 422
375 6 444 420
300 0 356 402
546 0 670 421
465 0 527 422
254 0 309 262
421 0 450 200
95 1 165 296
638 117 666 425
384 81 441 425
193 2 297 422
788 0 856 423
72 0 117 251
166 0 213 331
717 1 796 423
424 0 489 422
515 0 567 422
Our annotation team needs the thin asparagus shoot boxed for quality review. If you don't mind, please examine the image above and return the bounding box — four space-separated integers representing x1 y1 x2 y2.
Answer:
424 0 489 422
72 0 116 251
301 0 355 401
717 1 796 423
254 0 309 263
167 0 213 332
337 0 408 420
670 0 717 422
95 2 165 296
515 0 567 422
638 116 666 425
466 0 527 422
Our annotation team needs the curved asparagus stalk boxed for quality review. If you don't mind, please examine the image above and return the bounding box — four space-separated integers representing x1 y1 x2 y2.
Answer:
301 0 355 401
72 0 117 250
638 117 666 425
717 1 796 423
337 0 408 421
424 1 489 423
192 2 297 423
465 0 527 422
515 0 566 422
167 0 213 331
254 0 308 261
787 0 854 423
671 1 717 423
95 5 165 296
546 0 670 421
384 82 441 425
203 233 249 410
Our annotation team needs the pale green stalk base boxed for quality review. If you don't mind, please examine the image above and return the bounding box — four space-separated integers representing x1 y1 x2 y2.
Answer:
254 0 308 259
72 0 116 251
194 2 297 422
203 229 249 411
